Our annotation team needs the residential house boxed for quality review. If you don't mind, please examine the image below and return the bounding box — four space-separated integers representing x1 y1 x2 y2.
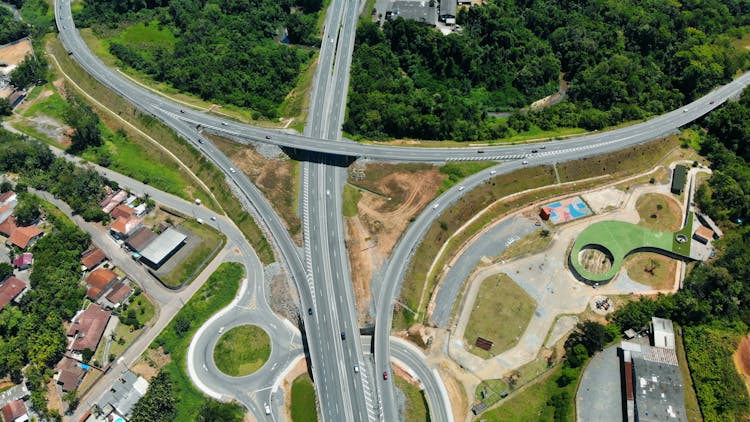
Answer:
0 276 28 311
100 190 128 214
12 252 32 270
0 215 17 238
81 247 106 271
1 399 28 422
67 303 112 354
124 227 157 252
103 281 133 309
85 268 118 301
109 216 143 240
0 204 12 225
6 226 43 250
55 357 85 393
110 204 135 220
96 371 149 421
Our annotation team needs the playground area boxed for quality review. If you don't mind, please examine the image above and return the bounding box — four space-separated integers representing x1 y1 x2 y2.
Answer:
540 197 592 225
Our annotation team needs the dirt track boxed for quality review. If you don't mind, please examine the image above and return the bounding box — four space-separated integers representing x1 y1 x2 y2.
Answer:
734 334 750 395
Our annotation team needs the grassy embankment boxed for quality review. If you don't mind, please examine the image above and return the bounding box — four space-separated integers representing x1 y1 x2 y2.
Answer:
150 262 244 420
47 37 275 264
213 325 271 377
394 376 430 422
291 374 318 422
396 136 682 330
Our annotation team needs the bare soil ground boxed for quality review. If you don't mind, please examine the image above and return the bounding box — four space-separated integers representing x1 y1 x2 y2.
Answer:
45 378 63 416
131 347 172 381
734 335 750 395
210 135 302 244
0 38 32 67
345 164 445 322
438 364 469 422
580 249 612 274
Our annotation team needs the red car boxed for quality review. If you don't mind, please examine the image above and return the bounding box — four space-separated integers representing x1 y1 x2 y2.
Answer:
383 371 388 380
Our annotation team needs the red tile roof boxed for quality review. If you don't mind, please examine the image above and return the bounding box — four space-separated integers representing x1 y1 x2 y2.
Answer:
67 304 111 352
110 204 135 220
694 225 714 241
7 226 43 249
0 276 27 310
0 190 16 203
81 248 106 270
0 215 17 237
105 281 133 305
1 399 27 421
110 216 142 236
86 268 117 300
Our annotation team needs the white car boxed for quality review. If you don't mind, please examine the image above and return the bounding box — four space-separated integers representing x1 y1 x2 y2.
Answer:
264 403 271 415
432 203 439 210
522 160 529 165
490 170 497 175
458 186 465 191
229 167 236 173
353 364 359 373
683 108 688 113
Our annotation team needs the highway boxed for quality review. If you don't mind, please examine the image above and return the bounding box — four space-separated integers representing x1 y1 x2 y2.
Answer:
53 0 750 420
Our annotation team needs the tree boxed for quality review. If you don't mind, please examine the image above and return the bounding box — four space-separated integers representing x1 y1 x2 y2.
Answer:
173 314 190 335
64 95 103 153
197 400 244 422
81 348 94 363
10 53 47 89
0 98 12 117
565 320 609 357
14 192 41 226
63 389 79 413
131 371 176 422
0 262 13 281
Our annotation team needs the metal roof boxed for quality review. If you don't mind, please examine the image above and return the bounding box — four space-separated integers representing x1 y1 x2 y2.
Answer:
139 227 187 266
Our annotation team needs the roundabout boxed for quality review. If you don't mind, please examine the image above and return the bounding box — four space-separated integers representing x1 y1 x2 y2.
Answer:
213 325 272 377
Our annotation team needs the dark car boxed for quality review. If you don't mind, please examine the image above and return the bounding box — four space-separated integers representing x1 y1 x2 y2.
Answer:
341 331 346 340
308 308 313 316
477 150 485 153
265 135 271 140
531 149 538 153
383 371 388 380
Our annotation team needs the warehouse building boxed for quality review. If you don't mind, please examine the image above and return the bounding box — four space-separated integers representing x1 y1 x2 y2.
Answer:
138 227 187 269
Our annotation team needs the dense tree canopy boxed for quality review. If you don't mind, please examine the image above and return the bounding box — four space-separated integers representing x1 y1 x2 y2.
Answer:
9 53 47 90
347 0 750 141
76 0 321 118
64 94 103 153
0 6 30 45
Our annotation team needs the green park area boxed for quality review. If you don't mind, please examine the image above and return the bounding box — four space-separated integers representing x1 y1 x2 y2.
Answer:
213 325 271 377
464 274 537 358
570 220 691 284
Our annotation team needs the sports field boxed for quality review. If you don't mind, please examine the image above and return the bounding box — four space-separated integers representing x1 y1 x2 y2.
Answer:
569 221 690 283
541 197 592 225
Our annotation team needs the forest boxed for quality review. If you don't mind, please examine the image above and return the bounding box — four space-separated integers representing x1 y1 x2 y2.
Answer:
612 88 750 421
346 0 750 141
75 0 322 118
0 6 29 45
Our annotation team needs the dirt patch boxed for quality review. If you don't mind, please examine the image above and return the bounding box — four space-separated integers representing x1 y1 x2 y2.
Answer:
210 135 301 244
636 193 683 232
345 164 444 322
439 365 469 422
45 378 63 416
734 335 750 395
0 38 33 67
131 347 172 381
268 270 300 323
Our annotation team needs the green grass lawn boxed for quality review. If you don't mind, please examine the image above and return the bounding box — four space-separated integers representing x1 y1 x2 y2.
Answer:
161 220 226 288
570 220 678 283
150 262 244 421
342 184 362 217
464 274 537 358
480 364 578 422
673 212 694 256
23 87 69 120
291 374 318 422
394 376 429 422
439 161 496 192
213 325 271 376
636 193 683 232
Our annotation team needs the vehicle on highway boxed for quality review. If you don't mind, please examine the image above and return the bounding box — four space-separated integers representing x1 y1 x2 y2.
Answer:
477 150 485 153
264 403 271 415
522 160 529 165
683 108 688 112
531 149 538 153
221 122 228 126
229 167 236 173
341 331 346 340
180 109 185 113
353 364 359 373
383 371 388 380
458 186 465 191
308 308 312 315
265 135 271 139
194 198 202 205
210 216 216 221
710 100 715 105
432 203 439 210
218 326 225 334
490 170 497 175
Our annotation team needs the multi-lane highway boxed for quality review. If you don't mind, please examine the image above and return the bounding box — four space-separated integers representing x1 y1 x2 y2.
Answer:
52 0 750 420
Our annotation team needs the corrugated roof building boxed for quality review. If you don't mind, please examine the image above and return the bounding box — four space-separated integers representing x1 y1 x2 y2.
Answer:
139 227 187 269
